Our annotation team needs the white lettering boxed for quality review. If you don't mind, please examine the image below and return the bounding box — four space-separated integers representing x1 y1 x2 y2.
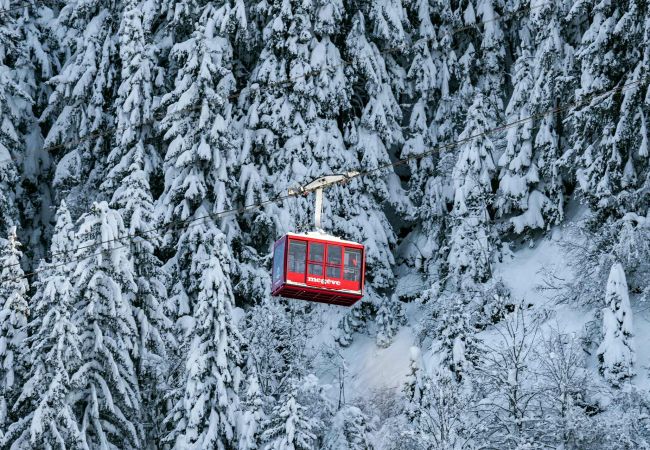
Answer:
307 277 341 286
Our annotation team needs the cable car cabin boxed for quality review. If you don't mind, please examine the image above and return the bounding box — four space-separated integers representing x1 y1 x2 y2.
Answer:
271 232 365 306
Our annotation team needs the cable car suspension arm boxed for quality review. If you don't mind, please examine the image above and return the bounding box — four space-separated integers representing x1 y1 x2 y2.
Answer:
288 172 359 230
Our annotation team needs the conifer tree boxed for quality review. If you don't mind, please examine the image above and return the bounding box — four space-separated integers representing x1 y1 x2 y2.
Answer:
0 8 29 236
238 365 266 450
243 299 318 396
157 0 244 306
474 0 506 127
448 94 496 286
238 0 350 240
102 1 171 440
12 0 58 265
69 202 142 449
43 0 122 216
597 263 635 387
566 0 645 215
603 0 650 217
400 0 457 283
0 227 29 441
322 405 374 450
164 221 244 449
403 347 430 430
5 202 86 449
157 0 242 249
337 11 405 346
261 380 320 450
497 46 553 233
157 7 246 446
526 1 575 227
430 295 481 382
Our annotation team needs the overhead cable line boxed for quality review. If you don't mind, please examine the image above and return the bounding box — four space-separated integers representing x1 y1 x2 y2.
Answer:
0 74 645 282
0 0 551 168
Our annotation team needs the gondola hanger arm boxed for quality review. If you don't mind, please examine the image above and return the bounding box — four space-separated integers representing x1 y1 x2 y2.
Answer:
287 172 359 230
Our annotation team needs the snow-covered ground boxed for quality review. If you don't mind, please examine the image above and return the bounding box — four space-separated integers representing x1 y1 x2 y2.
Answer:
319 227 650 405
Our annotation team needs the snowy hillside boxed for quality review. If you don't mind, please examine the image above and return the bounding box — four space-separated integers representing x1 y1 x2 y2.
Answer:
335 223 650 406
1 0 650 448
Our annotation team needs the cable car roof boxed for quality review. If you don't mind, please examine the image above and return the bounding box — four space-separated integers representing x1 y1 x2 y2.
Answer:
283 231 364 247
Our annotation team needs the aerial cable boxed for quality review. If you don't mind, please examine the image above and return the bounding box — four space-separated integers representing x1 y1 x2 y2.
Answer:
0 74 645 282
0 0 552 168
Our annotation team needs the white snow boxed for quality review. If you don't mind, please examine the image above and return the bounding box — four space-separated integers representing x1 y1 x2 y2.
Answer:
321 221 650 405
340 325 414 401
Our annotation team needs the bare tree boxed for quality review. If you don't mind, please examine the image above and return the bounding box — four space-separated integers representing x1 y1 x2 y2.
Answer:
404 347 477 449
475 304 542 449
535 326 597 449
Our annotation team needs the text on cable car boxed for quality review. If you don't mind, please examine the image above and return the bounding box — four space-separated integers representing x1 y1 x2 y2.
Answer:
307 277 341 286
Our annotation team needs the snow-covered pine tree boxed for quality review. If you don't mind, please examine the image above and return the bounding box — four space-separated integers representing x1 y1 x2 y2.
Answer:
0 5 29 237
243 0 407 346
238 363 266 450
597 262 635 387
399 0 454 284
260 379 320 450
430 294 481 382
157 7 246 446
322 405 374 450
157 0 241 254
0 227 29 440
103 0 161 204
242 299 290 396
474 0 506 128
4 202 86 449
101 1 171 442
243 298 320 397
164 220 244 449
11 0 58 266
337 10 406 346
233 0 348 307
447 93 496 286
42 0 122 218
497 46 549 233
602 0 649 218
497 1 576 234
566 0 645 217
68 202 142 449
524 0 575 228
403 346 430 432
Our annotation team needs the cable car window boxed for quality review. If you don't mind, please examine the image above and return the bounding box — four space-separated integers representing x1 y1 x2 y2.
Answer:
308 263 323 276
309 242 324 262
288 240 306 274
327 245 342 265
273 239 285 282
326 266 341 278
344 248 361 282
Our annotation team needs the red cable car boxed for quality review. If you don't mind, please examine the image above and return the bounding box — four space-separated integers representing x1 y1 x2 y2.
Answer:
271 232 366 306
271 173 366 306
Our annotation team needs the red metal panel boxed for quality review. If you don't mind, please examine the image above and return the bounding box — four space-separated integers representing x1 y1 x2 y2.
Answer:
271 282 362 307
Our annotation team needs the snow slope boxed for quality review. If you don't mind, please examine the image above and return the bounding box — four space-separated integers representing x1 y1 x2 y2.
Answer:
322 228 650 405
